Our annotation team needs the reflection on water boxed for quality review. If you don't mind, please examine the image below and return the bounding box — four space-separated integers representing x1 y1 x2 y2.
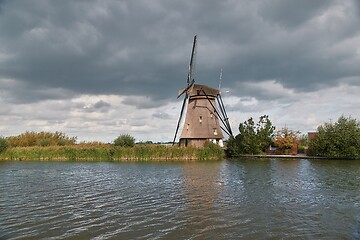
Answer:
0 159 360 239
178 162 223 239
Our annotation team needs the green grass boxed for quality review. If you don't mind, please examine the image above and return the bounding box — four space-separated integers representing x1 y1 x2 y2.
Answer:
0 144 224 162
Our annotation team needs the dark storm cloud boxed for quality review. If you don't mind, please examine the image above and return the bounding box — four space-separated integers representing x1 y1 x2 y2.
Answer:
0 0 191 102
0 0 359 105
258 0 333 28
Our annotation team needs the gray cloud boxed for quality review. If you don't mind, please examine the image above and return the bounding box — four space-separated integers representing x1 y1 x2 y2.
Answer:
93 100 110 109
1 0 358 99
258 0 333 28
82 100 111 113
152 112 171 119
121 96 169 109
0 0 360 141
1 0 359 102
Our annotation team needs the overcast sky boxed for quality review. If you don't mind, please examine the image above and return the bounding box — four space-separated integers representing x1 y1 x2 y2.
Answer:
1 0 360 143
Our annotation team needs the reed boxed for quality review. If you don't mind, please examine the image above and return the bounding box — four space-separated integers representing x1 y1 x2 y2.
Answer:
0 144 224 161
7 131 77 147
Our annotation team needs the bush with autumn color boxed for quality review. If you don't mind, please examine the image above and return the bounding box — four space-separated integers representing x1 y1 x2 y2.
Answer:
274 127 300 154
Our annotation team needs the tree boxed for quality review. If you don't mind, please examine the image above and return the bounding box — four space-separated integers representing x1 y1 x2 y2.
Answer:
308 116 360 158
114 134 136 147
274 127 300 152
226 115 275 156
256 115 275 152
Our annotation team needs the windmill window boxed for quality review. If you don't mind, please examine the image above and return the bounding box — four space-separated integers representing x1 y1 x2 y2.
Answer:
187 123 190 130
199 116 202 123
210 113 213 118
213 128 218 135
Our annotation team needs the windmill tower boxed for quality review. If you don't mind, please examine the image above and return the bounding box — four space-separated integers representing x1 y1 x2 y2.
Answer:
173 36 233 147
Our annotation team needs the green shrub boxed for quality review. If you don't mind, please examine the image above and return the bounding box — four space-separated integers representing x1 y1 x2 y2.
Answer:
226 115 275 157
298 145 306 154
0 137 9 153
114 134 135 147
308 115 360 158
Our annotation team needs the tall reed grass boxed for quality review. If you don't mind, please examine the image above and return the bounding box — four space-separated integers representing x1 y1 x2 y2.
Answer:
0 144 224 161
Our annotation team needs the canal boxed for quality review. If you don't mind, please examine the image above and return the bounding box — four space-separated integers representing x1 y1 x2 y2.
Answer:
1 159 359 239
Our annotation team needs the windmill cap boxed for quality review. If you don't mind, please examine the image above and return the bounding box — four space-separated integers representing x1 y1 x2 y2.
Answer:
185 84 219 97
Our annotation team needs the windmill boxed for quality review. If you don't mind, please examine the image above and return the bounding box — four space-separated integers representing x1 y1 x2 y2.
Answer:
173 36 233 147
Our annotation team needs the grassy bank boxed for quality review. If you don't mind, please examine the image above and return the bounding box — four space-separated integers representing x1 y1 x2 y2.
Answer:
0 144 224 162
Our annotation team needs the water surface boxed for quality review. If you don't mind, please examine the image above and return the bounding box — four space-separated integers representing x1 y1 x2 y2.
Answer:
1 159 359 239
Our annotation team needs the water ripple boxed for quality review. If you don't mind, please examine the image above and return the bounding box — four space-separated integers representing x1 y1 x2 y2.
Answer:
1 160 360 239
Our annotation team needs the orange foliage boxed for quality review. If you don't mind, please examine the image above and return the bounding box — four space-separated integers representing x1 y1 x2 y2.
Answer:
274 128 300 150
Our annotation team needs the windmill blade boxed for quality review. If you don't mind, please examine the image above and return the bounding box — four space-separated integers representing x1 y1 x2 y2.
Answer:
217 99 233 137
178 88 186 98
173 35 197 145
217 93 233 137
218 68 223 91
172 95 188 145
187 35 197 85
201 89 233 138
177 79 195 98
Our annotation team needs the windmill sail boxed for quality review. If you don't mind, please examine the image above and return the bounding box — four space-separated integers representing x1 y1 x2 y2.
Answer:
172 35 197 145
187 35 197 85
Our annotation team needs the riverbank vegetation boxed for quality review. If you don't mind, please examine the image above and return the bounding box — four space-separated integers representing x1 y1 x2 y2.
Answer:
2 115 360 161
0 145 224 161
0 137 9 153
226 115 360 159
226 115 275 156
114 134 136 147
0 133 224 161
6 131 77 147
308 116 360 159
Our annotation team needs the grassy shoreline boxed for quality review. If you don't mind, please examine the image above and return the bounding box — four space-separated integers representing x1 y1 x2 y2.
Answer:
0 144 224 162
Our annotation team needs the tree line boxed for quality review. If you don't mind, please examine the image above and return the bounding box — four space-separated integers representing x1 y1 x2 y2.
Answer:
226 115 360 159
